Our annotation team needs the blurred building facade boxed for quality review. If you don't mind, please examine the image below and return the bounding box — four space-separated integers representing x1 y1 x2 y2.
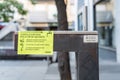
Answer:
95 0 114 47
75 0 120 62
74 0 94 31
0 0 75 29
17 0 75 30
16 0 57 30
0 0 75 39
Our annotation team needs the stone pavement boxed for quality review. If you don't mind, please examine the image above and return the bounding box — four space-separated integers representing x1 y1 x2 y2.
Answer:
0 60 48 80
0 57 120 80
0 40 120 80
99 46 116 62
45 61 120 80
44 46 119 80
44 62 76 80
99 62 120 80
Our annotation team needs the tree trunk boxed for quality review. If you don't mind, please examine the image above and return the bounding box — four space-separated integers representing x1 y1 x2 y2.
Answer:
55 0 72 80
55 0 68 30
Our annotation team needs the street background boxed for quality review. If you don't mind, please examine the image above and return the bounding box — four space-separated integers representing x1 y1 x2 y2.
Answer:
0 0 120 80
0 41 119 80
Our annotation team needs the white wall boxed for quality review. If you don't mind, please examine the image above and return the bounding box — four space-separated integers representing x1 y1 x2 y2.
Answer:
87 0 94 31
115 0 120 62
75 0 94 31
74 0 78 31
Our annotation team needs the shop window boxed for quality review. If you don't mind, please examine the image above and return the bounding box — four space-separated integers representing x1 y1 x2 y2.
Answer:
78 13 83 31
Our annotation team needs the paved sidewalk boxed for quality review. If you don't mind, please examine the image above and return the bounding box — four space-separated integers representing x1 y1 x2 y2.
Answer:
99 62 120 80
0 41 119 80
0 60 48 80
44 61 120 80
44 47 119 80
99 46 116 62
44 62 76 80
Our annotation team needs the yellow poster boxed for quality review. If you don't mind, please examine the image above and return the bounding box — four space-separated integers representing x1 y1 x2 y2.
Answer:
18 31 54 55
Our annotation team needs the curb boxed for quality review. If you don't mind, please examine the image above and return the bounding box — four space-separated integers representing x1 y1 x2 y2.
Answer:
99 46 116 52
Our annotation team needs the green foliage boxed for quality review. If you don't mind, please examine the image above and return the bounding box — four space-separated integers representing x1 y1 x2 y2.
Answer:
30 0 37 5
0 0 28 22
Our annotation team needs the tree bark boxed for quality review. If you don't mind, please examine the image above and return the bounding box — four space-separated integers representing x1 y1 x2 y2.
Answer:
55 0 68 30
55 0 72 80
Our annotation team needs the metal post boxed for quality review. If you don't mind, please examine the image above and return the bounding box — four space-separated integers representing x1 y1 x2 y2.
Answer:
76 45 99 80
14 31 99 80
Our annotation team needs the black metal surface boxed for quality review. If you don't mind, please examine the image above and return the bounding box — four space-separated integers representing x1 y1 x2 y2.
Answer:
54 34 97 51
76 47 99 80
14 31 99 80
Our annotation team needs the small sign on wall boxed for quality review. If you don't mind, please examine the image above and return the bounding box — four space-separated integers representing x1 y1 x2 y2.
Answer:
84 35 98 43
